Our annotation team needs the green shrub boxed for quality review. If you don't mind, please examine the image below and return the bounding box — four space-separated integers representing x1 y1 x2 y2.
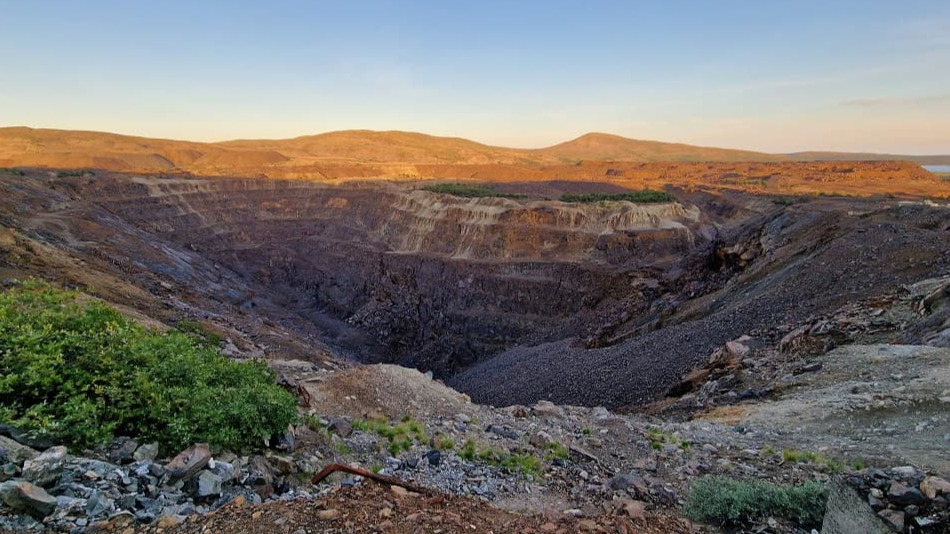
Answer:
560 190 674 203
685 476 827 528
421 183 524 199
0 281 297 452
55 169 95 178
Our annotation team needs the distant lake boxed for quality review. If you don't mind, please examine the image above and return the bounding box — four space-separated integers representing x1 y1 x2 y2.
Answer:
924 165 950 173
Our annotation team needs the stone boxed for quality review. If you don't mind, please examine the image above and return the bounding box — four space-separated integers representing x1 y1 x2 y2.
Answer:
208 459 235 480
0 425 57 450
888 481 925 506
877 510 905 531
424 449 441 466
725 340 750 358
156 515 181 528
195 471 223 498
532 401 563 417
133 443 159 462
391 485 408 497
21 445 67 488
820 480 890 534
270 426 296 452
921 476 950 499
618 498 646 519
268 454 295 475
607 473 646 494
327 418 353 438
503 405 530 418
0 436 38 463
890 466 918 479
529 431 553 448
85 490 114 517
0 479 57 518
164 443 212 483
108 437 139 464
486 424 520 440
247 455 275 499
316 509 339 520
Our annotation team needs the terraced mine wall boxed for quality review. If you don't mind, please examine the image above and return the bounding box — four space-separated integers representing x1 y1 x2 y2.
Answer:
4 171 949 408
78 175 716 374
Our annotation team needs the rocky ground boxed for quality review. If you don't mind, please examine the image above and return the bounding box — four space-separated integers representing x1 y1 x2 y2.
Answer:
2 269 948 532
0 169 948 533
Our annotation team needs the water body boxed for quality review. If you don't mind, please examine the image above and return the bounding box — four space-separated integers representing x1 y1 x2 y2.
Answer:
923 165 950 173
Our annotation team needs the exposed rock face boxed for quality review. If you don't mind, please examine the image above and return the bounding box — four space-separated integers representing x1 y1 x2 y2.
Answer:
0 480 57 519
29 173 715 376
1 170 948 409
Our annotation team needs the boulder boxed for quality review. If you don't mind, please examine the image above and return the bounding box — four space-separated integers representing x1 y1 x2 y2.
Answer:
921 476 950 499
195 471 223 498
0 425 57 450
821 480 891 534
327 418 353 438
164 443 211 483
21 445 67 488
0 479 57 518
133 442 159 462
532 401 563 417
725 340 750 358
0 436 38 464
107 437 138 464
888 481 925 506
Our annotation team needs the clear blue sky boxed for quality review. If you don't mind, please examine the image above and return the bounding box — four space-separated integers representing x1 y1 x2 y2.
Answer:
1 0 948 153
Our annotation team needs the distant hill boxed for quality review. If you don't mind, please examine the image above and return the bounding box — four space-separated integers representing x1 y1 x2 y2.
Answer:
0 126 947 176
533 133 785 163
788 151 950 166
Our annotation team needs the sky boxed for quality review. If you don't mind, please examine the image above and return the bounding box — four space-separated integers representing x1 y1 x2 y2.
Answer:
0 0 948 153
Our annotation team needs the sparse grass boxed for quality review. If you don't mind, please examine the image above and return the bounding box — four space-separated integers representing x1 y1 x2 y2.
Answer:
351 416 427 457
544 441 569 461
55 169 95 178
435 433 455 450
648 428 690 451
457 439 543 476
581 427 592 436
778 448 843 471
421 183 525 199
560 190 674 204
685 476 827 528
302 413 323 433
3 168 25 177
334 442 351 455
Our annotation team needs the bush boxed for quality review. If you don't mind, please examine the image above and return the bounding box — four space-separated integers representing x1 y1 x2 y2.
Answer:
0 281 297 452
559 190 674 203
685 476 827 528
421 183 524 199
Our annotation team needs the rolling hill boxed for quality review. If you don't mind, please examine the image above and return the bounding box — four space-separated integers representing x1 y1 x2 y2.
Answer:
0 126 947 178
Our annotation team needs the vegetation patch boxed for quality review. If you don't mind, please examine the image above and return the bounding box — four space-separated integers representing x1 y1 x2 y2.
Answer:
421 183 525 199
560 190 674 203
2 168 25 177
352 415 428 456
458 439 543 476
685 476 827 528
0 281 297 452
648 428 690 451
55 169 95 178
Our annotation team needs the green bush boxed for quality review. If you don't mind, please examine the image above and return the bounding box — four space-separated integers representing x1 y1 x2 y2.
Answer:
559 190 674 203
421 183 525 199
685 476 827 528
0 281 297 452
